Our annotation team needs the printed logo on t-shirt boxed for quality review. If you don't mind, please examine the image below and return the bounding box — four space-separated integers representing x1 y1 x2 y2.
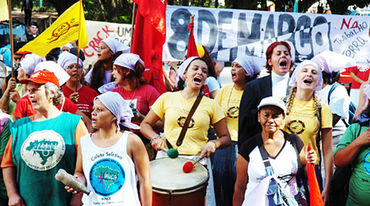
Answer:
227 106 239 118
364 151 370 175
288 120 305 134
21 130 65 171
90 158 125 197
177 116 195 128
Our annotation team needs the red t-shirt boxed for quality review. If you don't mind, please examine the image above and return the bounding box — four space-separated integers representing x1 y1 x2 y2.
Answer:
62 85 98 118
13 95 79 119
112 84 160 125
348 66 370 89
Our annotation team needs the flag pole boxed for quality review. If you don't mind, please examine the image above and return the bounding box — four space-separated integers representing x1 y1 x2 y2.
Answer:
75 0 83 93
130 3 137 48
7 0 14 77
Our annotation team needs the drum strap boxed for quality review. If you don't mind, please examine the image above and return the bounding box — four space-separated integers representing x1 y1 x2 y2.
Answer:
166 92 203 148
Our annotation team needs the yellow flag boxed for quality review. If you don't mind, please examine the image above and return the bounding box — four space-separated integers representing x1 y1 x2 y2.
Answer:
0 0 9 21
19 0 88 57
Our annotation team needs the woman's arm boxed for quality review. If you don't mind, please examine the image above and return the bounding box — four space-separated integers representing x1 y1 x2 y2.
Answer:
321 128 334 203
335 128 370 167
354 82 369 121
201 118 231 157
350 72 364 84
129 133 152 206
233 155 249 206
140 109 163 150
3 166 24 206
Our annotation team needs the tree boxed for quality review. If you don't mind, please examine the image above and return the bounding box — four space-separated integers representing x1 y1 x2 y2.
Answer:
327 0 370 14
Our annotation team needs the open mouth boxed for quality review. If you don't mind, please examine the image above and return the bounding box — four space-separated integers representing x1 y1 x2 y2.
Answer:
303 78 313 84
279 60 288 68
231 73 236 78
194 77 202 83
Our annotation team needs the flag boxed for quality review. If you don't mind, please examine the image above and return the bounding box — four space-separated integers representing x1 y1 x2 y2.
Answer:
0 0 9 21
186 18 198 58
131 0 167 94
293 0 299 13
18 0 88 57
307 144 324 206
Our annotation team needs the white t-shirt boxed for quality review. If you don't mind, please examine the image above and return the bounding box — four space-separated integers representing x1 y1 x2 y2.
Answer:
317 83 350 138
239 131 304 198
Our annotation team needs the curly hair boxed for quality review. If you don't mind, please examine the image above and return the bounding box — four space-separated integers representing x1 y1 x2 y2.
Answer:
43 83 64 106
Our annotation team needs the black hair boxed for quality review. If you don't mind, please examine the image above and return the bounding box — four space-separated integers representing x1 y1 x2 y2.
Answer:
322 71 340 85
30 22 39 28
69 48 85 61
46 47 61 61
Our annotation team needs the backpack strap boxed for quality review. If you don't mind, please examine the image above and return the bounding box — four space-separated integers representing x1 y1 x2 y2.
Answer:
258 144 274 176
315 100 323 168
327 83 340 104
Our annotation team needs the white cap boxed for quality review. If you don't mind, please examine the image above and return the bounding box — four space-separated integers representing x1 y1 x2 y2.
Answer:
34 61 70 86
257 96 286 114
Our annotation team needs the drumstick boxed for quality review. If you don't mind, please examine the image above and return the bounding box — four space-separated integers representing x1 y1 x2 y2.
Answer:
160 146 179 159
55 169 90 195
182 154 206 173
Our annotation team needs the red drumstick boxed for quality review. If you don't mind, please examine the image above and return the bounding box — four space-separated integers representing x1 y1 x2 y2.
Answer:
182 154 205 173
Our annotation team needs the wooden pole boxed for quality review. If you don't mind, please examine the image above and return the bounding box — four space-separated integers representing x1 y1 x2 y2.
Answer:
76 0 82 93
7 0 14 77
130 3 137 49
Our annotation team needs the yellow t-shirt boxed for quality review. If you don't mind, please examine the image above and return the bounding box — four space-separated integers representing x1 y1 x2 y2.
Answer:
151 91 225 155
283 98 332 164
215 85 243 142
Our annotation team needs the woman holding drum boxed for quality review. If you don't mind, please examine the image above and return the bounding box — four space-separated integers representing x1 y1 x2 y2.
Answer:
140 56 231 205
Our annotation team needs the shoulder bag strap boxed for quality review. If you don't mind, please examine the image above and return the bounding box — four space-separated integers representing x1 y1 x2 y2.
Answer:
258 144 274 175
175 93 203 147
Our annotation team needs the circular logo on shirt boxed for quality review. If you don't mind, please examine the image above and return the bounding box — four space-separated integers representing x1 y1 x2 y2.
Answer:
21 130 66 171
227 106 239 118
177 116 195 128
288 120 305 134
90 158 125 197
364 151 370 175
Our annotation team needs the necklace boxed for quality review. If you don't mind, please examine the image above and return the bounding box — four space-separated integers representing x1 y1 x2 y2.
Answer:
123 88 137 109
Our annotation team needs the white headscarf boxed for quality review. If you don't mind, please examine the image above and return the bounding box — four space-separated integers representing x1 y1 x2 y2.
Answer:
311 51 356 74
289 60 323 91
95 92 139 130
114 53 144 70
177 56 202 81
233 56 261 77
57 51 83 69
20 54 44 75
34 61 70 86
60 43 73 51
102 37 130 54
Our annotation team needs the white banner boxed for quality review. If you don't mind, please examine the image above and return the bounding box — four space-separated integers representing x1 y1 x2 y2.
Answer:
83 20 131 67
164 5 370 65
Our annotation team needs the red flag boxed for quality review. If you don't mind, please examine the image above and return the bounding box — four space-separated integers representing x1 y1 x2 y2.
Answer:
307 144 324 206
131 0 167 94
186 19 198 58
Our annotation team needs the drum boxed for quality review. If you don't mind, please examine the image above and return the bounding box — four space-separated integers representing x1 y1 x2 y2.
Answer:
150 157 209 206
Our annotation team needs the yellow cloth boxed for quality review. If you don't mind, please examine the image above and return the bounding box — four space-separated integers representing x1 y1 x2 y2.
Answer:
152 91 225 155
18 0 87 57
215 85 243 142
0 0 8 21
283 98 332 164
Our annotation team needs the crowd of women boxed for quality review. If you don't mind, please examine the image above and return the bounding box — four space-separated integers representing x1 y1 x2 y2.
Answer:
0 38 368 206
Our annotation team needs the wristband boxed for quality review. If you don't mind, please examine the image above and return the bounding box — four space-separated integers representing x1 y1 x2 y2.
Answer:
150 134 160 144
